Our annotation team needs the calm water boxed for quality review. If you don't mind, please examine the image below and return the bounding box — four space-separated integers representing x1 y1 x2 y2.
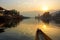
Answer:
0 18 60 40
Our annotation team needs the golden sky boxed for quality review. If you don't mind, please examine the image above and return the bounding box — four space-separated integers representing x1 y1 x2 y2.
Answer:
0 0 60 12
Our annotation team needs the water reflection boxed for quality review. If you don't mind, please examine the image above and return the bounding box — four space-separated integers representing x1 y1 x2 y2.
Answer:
37 20 60 40
0 29 4 33
0 18 23 33
0 18 60 40
0 18 38 40
50 21 60 27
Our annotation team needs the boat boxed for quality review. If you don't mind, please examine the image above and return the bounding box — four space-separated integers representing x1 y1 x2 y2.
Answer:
35 29 52 40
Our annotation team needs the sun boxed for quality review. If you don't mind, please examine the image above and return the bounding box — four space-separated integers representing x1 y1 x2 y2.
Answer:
42 6 48 12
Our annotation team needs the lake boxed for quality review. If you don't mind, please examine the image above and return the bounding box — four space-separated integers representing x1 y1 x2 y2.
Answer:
0 18 60 40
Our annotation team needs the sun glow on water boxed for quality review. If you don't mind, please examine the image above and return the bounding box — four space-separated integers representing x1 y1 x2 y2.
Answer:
38 23 47 29
43 25 46 27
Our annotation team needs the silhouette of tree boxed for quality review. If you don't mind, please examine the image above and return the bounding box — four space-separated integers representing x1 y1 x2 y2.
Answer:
53 11 60 23
10 9 20 15
53 11 60 17
43 12 51 18
0 7 4 10
41 12 51 23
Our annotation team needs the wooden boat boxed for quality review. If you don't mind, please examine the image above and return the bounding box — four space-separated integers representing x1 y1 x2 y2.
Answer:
35 29 52 40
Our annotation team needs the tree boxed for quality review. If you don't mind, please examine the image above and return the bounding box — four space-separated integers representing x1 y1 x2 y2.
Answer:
10 9 20 15
0 7 4 10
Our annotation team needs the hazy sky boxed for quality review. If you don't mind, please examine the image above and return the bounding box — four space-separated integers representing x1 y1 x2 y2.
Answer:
0 0 60 12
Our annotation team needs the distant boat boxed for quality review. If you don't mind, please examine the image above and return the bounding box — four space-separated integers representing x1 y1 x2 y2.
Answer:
35 29 52 40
